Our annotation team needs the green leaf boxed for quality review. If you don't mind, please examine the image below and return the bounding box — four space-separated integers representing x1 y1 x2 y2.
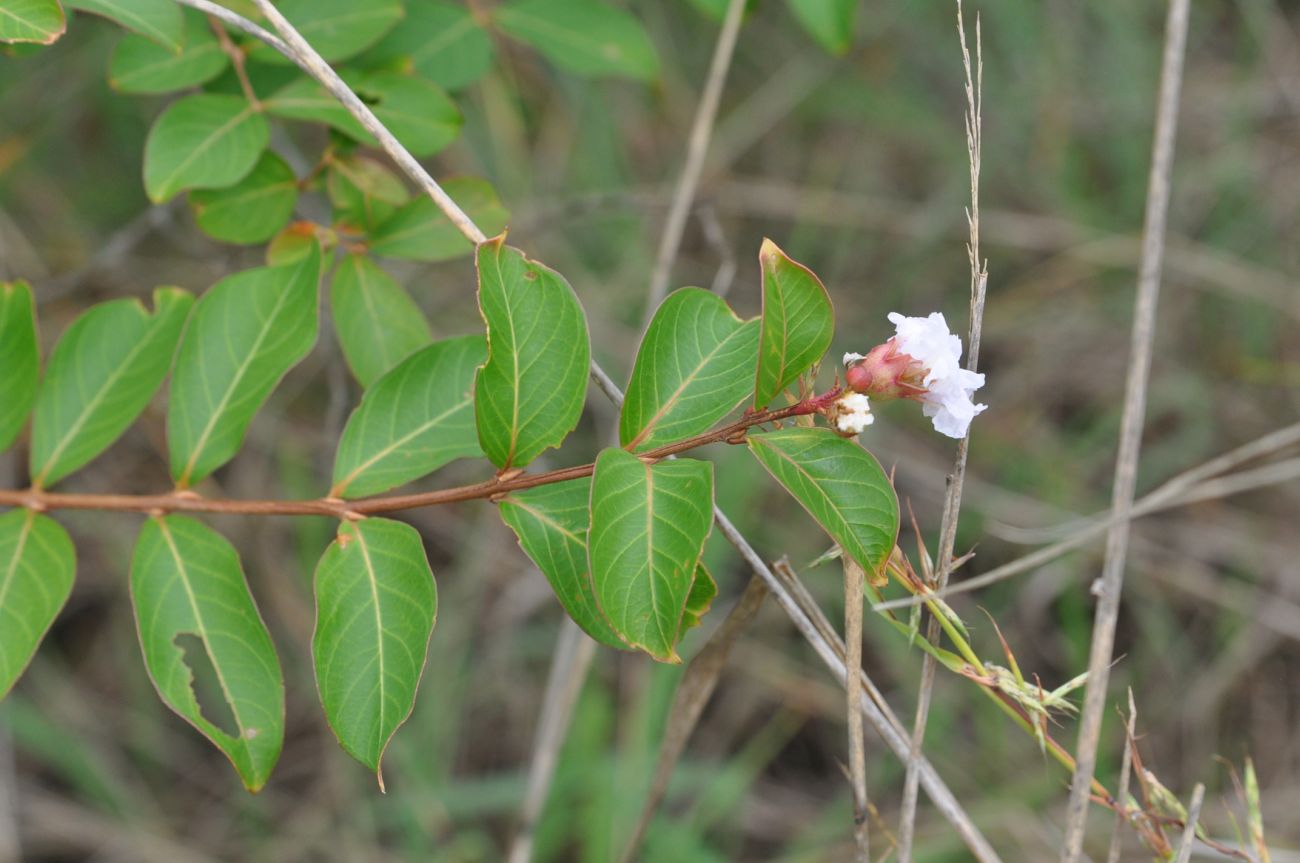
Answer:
753 238 834 408
108 8 228 93
65 0 182 50
312 517 436 783
246 0 402 65
494 0 659 80
747 428 898 578
30 288 193 488
620 287 759 453
326 155 409 232
189 151 298 244
0 0 66 44
0 510 75 699
168 246 321 487
497 478 628 651
0 281 40 453
367 178 508 262
784 0 855 55
264 71 461 158
332 336 485 498
129 516 284 791
328 254 433 388
588 449 714 662
362 0 493 90
474 235 590 470
679 563 717 637
143 93 269 203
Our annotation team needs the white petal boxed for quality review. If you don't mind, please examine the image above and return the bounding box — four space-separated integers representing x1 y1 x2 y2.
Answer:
843 352 865 367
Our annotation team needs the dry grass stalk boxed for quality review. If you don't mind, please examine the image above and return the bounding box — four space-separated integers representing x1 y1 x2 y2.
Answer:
843 557 869 861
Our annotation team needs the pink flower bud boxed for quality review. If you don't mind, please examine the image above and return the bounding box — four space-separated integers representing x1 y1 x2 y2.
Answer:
843 340 929 402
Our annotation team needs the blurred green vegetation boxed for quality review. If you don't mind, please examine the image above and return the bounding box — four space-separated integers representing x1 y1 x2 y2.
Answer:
2 0 1298 860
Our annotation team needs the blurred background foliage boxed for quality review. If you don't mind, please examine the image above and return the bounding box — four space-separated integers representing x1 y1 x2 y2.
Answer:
1 0 1298 860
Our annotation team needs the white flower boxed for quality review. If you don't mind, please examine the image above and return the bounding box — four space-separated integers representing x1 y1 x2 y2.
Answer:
842 351 865 367
887 312 986 439
834 392 874 435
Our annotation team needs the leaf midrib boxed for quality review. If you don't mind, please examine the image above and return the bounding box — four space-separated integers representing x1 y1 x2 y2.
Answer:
156 102 256 199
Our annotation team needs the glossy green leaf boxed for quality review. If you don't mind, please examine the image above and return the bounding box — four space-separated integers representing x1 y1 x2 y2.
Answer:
143 93 269 203
246 0 402 65
497 478 628 651
367 178 508 262
129 516 284 791
747 428 899 579
332 336 485 498
753 238 834 408
362 0 493 90
66 0 182 50
494 0 659 80
328 254 433 388
30 288 193 488
326 155 409 232
785 0 855 55
588 449 714 662
108 9 227 93
0 510 75 699
679 563 717 637
168 246 320 487
313 517 436 783
265 223 328 266
620 287 759 452
264 72 461 158
190 151 298 244
474 235 590 470
0 281 39 453
0 0 65 44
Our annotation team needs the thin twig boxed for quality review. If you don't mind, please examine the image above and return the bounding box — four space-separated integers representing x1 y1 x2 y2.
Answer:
872 419 1300 612
506 620 596 863
1105 690 1139 863
844 558 870 861
1172 784 1206 863
1061 0 1191 857
897 7 986 858
642 0 747 322
143 7 1001 856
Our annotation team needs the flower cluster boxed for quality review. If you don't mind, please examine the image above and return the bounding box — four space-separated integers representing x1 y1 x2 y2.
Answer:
838 312 986 439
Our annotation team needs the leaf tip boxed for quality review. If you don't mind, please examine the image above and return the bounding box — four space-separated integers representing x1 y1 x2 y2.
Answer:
758 236 782 262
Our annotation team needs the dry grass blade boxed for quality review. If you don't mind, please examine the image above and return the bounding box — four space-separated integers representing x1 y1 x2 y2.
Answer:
843 557 870 861
643 0 747 321
1061 0 1192 856
507 620 596 863
617 576 769 863
1105 690 1139 863
897 4 986 858
1172 784 1206 863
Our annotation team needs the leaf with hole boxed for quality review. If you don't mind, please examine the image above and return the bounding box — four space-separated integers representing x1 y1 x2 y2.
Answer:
588 449 714 662
328 254 431 388
0 281 39 453
189 151 298 245
784 0 855 55
129 515 284 791
621 287 759 452
0 0 65 44
361 0 493 91
332 336 485 498
475 235 590 470
0 510 75 699
246 0 402 65
498 478 628 651
108 8 228 93
143 93 269 203
494 0 659 80
367 178 509 262
66 0 182 50
747 428 898 582
753 238 833 408
264 71 461 158
168 245 320 487
30 287 193 488
312 517 436 785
